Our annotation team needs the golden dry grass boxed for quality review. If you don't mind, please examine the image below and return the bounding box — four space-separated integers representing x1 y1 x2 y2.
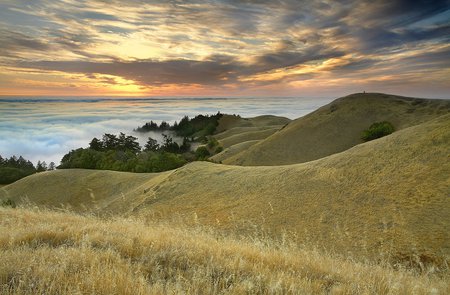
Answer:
1 207 448 294
2 113 449 267
218 128 280 148
210 140 260 163
227 93 450 166
212 115 290 162
215 115 290 134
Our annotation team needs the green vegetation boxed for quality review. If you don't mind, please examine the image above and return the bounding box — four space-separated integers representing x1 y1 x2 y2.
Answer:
136 112 223 139
59 133 187 173
61 113 226 173
0 155 54 184
207 137 219 149
362 121 395 141
195 146 210 160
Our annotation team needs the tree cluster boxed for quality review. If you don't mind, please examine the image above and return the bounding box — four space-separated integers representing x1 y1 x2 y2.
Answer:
89 133 141 154
59 132 190 173
134 121 171 132
0 155 55 184
135 112 223 140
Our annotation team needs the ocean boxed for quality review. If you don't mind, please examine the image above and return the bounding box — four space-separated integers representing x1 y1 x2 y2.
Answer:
0 96 334 165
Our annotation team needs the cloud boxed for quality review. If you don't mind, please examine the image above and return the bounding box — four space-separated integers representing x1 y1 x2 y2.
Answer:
19 57 239 86
0 29 51 58
0 0 448 96
251 46 345 73
0 96 334 165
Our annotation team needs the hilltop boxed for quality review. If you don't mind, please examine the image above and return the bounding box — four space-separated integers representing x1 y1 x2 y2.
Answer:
217 93 450 165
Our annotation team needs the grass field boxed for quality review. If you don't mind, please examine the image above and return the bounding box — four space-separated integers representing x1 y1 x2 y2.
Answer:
225 93 450 165
1 93 449 294
1 207 448 294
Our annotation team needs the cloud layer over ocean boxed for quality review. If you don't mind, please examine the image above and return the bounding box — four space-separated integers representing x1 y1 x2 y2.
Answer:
0 96 333 165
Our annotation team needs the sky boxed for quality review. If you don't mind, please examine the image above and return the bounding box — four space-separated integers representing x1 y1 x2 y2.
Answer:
0 0 449 98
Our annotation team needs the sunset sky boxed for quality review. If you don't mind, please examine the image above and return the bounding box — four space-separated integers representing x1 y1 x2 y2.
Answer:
0 0 449 97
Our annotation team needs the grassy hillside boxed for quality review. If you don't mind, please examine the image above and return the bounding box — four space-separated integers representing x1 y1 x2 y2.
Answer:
211 115 290 162
215 115 290 134
0 169 155 211
217 128 281 148
1 207 448 294
3 113 449 267
225 93 450 166
210 140 260 163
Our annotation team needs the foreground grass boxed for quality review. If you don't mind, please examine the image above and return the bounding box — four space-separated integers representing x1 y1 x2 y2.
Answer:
0 207 448 294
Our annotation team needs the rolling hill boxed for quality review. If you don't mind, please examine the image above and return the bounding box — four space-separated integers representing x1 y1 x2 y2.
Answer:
2 106 449 266
220 93 450 165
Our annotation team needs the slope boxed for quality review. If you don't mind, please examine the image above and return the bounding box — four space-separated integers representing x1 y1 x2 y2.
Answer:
2 207 447 294
225 93 450 166
211 114 290 161
0 169 156 211
2 114 449 265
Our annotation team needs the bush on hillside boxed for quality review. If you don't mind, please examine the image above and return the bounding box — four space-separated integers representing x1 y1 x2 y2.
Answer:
362 121 395 141
195 146 210 160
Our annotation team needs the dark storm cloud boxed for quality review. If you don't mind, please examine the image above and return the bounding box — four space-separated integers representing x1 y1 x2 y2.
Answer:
366 0 449 26
356 24 450 52
251 46 345 73
20 57 240 85
0 29 51 54
333 59 380 73
397 48 450 68
19 45 348 86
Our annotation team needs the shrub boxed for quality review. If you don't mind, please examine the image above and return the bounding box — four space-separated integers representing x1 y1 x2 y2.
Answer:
207 137 219 149
215 146 224 154
362 121 395 141
195 146 210 160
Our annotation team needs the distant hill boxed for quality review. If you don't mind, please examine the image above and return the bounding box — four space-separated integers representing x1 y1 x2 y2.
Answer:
3 111 449 265
222 93 450 165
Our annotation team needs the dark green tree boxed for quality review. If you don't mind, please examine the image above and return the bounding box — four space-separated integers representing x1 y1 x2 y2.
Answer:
36 160 47 172
102 133 119 150
195 146 210 160
160 134 180 153
144 137 159 152
89 137 103 151
362 121 395 141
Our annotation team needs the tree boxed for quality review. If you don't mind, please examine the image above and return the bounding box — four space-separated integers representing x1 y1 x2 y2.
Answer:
159 121 170 130
123 134 141 154
362 121 395 141
180 137 191 153
160 134 180 153
102 133 118 150
144 137 159 152
36 160 47 172
48 162 56 170
89 137 103 151
195 146 210 160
